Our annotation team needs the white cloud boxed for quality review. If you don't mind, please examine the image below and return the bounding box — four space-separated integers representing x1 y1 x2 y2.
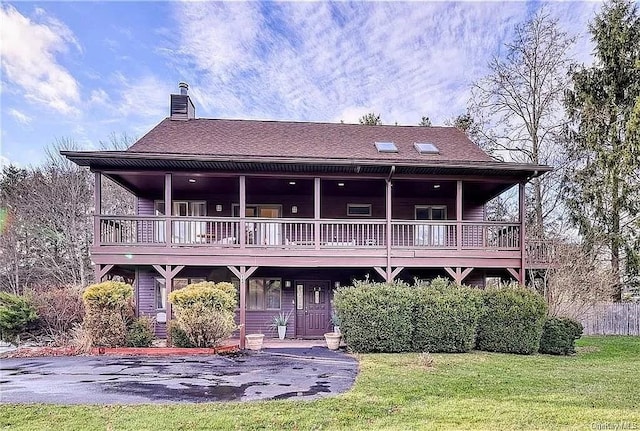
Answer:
112 73 173 119
8 108 32 125
0 4 81 115
167 2 597 126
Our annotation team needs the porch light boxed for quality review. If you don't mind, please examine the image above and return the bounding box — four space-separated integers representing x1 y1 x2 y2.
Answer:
289 181 296 185
334 281 340 288
216 204 223 212
291 205 298 214
433 184 441 189
338 182 345 187
188 178 196 183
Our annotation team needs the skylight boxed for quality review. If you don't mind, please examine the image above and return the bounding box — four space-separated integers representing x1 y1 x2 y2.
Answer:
414 142 440 154
375 142 398 153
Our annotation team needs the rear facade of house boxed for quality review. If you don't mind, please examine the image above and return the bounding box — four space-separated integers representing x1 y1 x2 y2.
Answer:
64 84 552 344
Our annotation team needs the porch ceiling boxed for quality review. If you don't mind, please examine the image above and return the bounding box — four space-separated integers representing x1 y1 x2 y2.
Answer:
63 151 551 182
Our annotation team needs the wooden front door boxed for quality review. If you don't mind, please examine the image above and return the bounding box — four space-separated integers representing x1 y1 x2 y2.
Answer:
295 281 330 337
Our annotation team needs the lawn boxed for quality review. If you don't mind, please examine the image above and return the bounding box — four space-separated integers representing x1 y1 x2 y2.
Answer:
1 336 639 430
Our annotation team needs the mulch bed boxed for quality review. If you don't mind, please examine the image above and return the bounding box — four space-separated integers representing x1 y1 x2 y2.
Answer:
0 344 240 359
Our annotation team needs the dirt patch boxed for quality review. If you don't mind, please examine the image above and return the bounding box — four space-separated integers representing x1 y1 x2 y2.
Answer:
0 344 240 359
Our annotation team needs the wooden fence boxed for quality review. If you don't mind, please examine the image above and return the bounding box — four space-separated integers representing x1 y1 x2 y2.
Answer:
579 303 640 336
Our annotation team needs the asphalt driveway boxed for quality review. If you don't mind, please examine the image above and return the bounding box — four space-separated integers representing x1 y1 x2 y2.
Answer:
0 347 357 404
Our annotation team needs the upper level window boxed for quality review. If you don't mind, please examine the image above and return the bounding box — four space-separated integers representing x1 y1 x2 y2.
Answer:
155 201 206 216
414 142 440 154
374 142 398 153
347 203 372 217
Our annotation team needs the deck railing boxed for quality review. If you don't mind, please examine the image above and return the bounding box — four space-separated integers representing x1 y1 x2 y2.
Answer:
96 216 529 252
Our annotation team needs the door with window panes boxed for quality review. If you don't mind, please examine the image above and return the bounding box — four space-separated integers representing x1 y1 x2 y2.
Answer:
155 201 206 244
295 281 330 337
414 205 447 246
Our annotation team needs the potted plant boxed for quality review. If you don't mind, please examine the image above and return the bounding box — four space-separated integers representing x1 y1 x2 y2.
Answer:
331 312 341 335
271 311 292 340
324 331 341 350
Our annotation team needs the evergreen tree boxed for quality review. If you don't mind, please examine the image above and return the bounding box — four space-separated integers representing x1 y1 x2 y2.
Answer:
564 0 640 299
418 116 432 127
359 112 382 125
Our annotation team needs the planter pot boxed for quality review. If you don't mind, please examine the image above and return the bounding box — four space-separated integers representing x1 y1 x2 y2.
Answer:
245 333 264 351
277 325 287 340
324 332 342 350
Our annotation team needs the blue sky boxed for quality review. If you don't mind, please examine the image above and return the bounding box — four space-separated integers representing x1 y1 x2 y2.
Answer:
1 1 601 167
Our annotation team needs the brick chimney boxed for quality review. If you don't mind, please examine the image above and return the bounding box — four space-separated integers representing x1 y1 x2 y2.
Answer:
170 82 195 120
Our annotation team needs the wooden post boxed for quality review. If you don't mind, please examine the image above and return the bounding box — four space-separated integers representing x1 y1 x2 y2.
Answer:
228 265 258 349
94 172 102 248
456 180 463 251
386 179 392 282
314 178 321 250
519 182 526 285
164 173 172 247
239 176 246 248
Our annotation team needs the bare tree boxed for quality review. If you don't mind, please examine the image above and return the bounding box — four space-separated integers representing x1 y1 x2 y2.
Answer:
471 9 575 238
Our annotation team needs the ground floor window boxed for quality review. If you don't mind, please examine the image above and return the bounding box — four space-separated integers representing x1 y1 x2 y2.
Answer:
155 277 206 310
248 278 282 310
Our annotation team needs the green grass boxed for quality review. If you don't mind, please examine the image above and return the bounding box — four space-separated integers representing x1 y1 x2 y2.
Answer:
1 336 639 430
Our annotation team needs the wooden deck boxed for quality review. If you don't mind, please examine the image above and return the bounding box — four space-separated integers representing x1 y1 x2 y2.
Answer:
93 215 550 270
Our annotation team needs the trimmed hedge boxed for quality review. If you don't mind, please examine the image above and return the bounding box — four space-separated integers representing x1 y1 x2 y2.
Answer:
334 281 413 353
412 283 482 353
476 286 547 354
168 281 237 348
539 317 583 355
81 281 134 348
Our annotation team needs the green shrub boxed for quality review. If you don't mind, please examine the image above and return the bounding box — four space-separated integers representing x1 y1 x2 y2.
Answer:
476 285 547 354
334 281 413 353
126 316 155 347
167 320 196 348
539 317 583 355
82 281 134 348
412 283 482 353
168 281 237 347
0 292 38 343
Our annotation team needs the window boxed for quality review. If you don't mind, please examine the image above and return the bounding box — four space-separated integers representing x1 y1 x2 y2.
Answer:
155 277 206 310
248 278 281 310
374 141 398 153
414 142 440 154
155 201 206 216
347 203 372 217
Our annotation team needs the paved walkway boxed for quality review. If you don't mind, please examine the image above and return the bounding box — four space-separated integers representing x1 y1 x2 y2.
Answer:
0 347 357 404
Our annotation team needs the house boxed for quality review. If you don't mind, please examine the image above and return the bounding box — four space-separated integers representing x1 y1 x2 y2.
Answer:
63 83 552 346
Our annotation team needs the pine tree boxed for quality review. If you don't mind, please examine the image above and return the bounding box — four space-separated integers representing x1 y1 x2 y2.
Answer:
564 0 640 299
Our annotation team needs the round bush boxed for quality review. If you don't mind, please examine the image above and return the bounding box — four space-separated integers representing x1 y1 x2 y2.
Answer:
126 316 155 347
539 317 583 355
334 281 413 353
169 281 237 347
412 284 482 353
476 286 547 354
82 281 134 347
0 292 38 343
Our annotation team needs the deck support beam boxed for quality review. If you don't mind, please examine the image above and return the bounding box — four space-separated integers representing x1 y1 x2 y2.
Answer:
506 267 520 282
164 173 172 247
239 176 246 249
95 264 113 282
456 180 462 251
444 266 474 284
94 172 102 248
519 182 526 285
385 177 393 281
228 265 258 349
373 266 404 283
314 178 321 250
152 264 184 324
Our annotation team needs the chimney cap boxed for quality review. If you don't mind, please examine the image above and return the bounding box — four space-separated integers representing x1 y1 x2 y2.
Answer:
178 82 189 95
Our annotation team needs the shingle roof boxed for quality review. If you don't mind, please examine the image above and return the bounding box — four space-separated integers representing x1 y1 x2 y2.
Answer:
127 118 494 163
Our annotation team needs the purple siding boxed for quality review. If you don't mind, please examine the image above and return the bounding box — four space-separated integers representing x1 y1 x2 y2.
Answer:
235 286 297 337
136 268 165 337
